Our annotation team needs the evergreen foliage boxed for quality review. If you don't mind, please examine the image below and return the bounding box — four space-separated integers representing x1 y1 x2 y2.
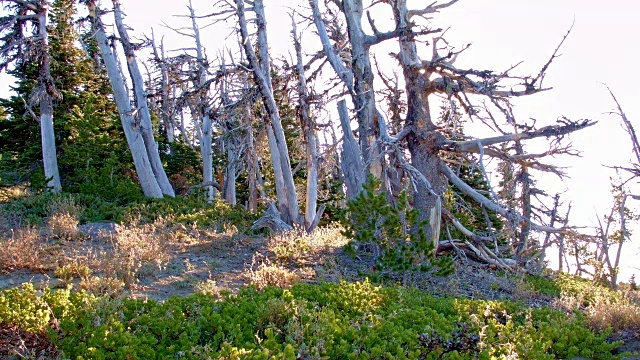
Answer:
0 0 132 199
342 174 454 276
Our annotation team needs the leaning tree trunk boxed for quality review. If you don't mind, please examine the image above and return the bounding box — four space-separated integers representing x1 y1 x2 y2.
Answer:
236 0 301 225
112 0 174 197
88 1 163 198
36 5 61 193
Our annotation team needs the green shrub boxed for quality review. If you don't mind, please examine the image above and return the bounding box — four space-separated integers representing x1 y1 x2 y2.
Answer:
120 196 259 231
341 174 454 276
0 191 258 231
0 191 125 225
523 273 562 297
0 282 621 359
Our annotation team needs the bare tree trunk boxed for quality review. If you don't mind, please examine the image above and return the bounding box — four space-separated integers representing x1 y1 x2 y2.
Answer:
150 33 175 145
244 100 260 212
111 0 174 197
558 203 571 272
309 0 381 177
292 17 320 229
35 5 61 193
235 0 300 225
265 124 290 221
394 0 447 242
187 0 216 203
340 0 382 177
88 2 163 198
224 145 238 205
201 113 215 202
337 100 365 200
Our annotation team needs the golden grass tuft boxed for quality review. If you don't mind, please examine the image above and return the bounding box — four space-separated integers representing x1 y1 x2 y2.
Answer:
556 291 640 333
267 224 348 267
248 255 301 290
89 218 170 289
0 227 57 272
45 197 85 241
79 276 125 298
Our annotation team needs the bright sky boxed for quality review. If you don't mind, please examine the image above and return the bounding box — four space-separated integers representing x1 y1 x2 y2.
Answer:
1 0 638 280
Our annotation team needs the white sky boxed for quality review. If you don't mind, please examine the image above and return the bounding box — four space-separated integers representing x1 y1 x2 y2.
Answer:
1 0 638 280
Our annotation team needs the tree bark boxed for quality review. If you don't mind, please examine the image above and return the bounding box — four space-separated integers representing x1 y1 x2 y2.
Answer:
235 0 300 224
337 100 365 200
37 4 61 193
292 17 319 229
394 0 447 242
111 0 174 197
88 1 163 198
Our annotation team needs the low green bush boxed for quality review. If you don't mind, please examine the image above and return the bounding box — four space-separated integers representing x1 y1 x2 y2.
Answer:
523 273 562 297
121 196 259 231
342 175 454 276
0 281 621 359
1 191 259 231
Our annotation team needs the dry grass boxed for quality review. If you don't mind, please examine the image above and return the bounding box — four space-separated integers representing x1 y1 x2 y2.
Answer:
0 227 58 273
556 290 640 334
45 197 85 241
79 276 125 298
0 186 30 202
247 254 301 290
267 224 348 267
88 219 170 289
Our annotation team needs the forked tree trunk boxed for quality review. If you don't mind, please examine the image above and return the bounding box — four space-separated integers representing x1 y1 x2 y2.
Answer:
88 1 163 198
394 0 446 243
340 0 382 177
112 0 174 197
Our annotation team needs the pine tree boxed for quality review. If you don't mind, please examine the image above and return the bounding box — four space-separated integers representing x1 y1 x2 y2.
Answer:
48 0 131 197
0 0 134 200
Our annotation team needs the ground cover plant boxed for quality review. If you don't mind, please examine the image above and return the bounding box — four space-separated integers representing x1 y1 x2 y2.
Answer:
0 281 622 359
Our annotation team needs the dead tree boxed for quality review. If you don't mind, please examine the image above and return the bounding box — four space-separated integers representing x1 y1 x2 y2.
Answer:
110 0 174 197
309 0 593 267
233 0 301 226
590 86 640 287
149 30 176 146
0 0 61 192
291 14 325 231
85 0 169 198
180 0 217 202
